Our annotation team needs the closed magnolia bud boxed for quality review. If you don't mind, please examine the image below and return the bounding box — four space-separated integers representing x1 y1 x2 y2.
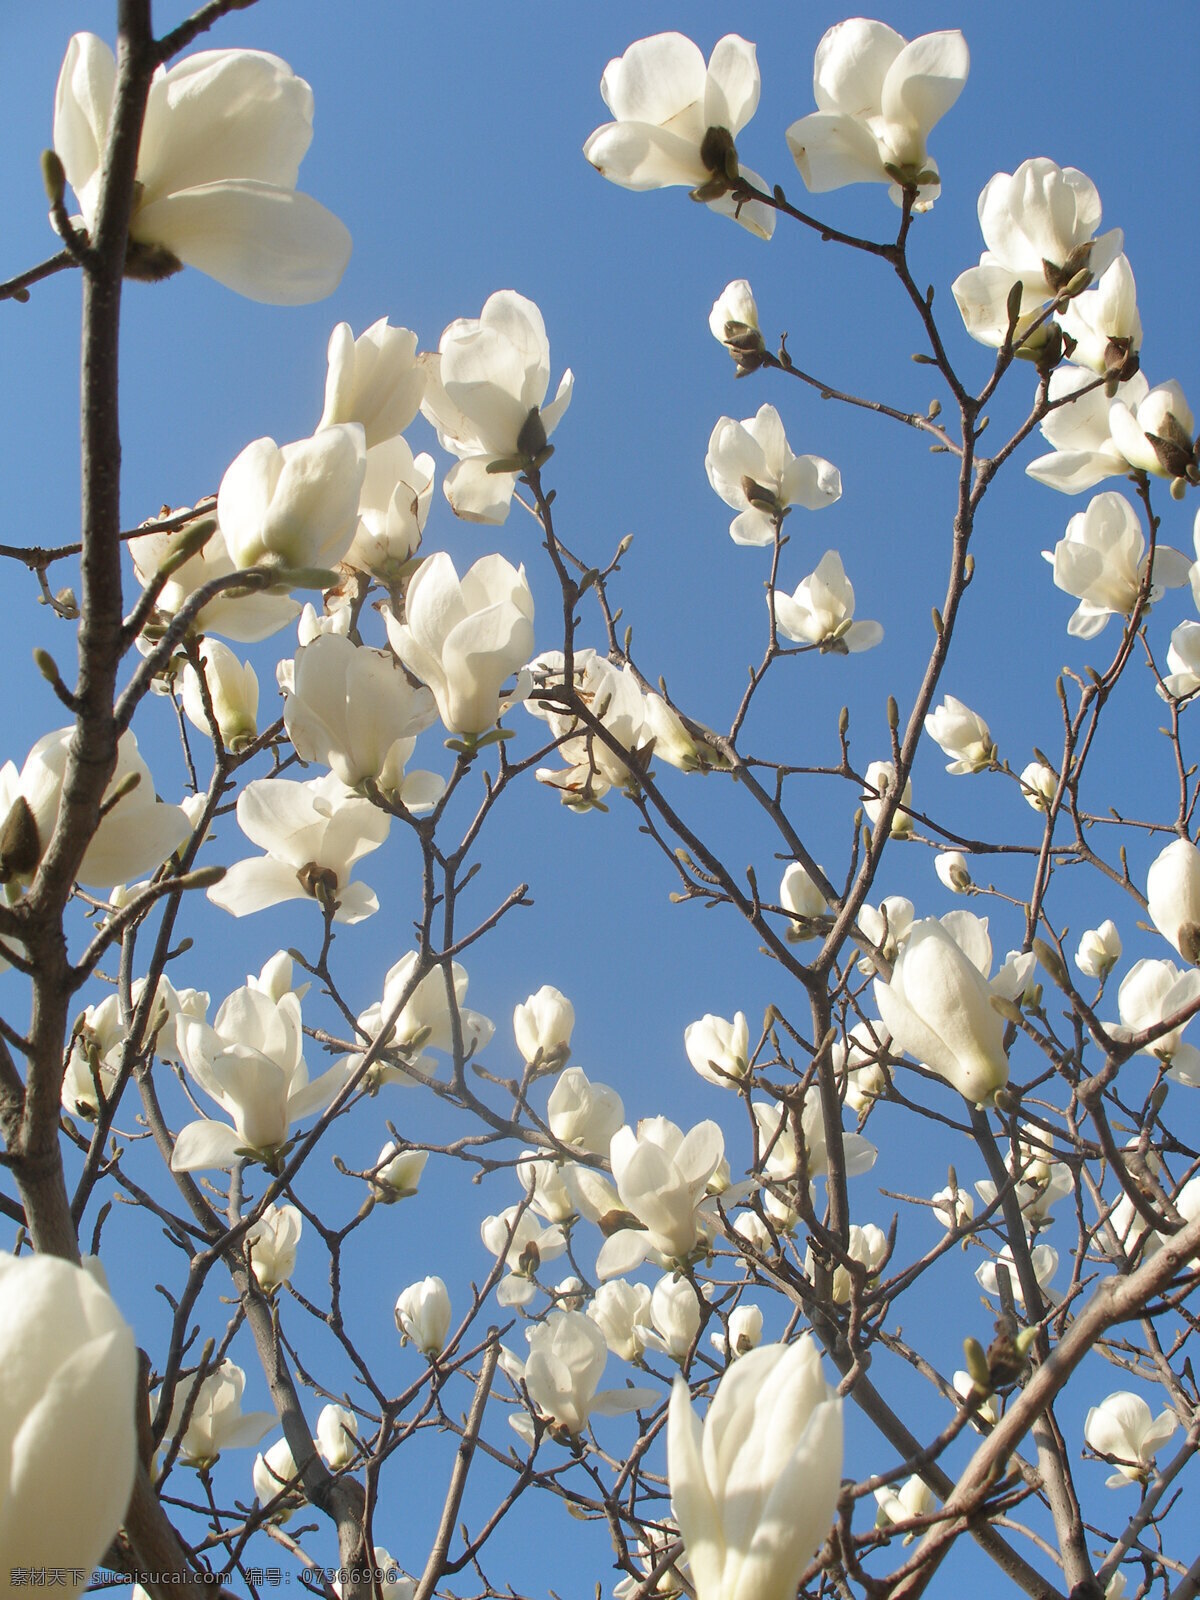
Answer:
513 985 575 1070
1146 837 1200 964
395 1276 451 1358
1075 919 1122 981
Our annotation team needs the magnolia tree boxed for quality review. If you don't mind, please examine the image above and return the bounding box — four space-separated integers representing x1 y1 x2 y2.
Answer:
1 5 1199 1600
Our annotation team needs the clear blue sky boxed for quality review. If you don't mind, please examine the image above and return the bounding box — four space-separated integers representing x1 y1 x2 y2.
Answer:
1 3 1198 1590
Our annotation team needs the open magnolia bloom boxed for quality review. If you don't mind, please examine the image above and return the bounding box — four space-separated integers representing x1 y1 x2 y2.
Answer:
419 291 572 523
924 695 994 774
352 951 494 1088
281 632 442 809
480 1204 567 1306
706 405 842 546
0 1255 137 1598
1107 380 1197 485
167 1359 274 1467
53 35 350 303
208 772 389 923
583 33 774 238
1025 368 1150 494
218 424 366 572
318 318 425 448
1112 957 1200 1067
953 158 1122 344
130 512 301 643
786 20 969 211
1043 491 1189 638
514 1311 656 1443
773 550 882 653
685 1011 750 1086
384 551 535 736
525 649 651 802
547 1066 625 1155
172 985 346 1170
1058 256 1142 378
1084 1392 1178 1487
975 1243 1059 1306
1 726 192 890
756 1089 877 1187
597 1116 725 1279
873 914 1010 1104
1160 620 1200 701
668 1338 842 1600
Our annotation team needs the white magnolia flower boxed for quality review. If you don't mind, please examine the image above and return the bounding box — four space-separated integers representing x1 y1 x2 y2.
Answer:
525 649 649 800
644 1274 703 1362
315 1403 359 1471
2 727 192 893
1160 621 1200 701
709 279 765 372
588 1280 653 1364
924 695 994 774
1114 958 1200 1064
1025 367 1149 494
218 424 366 573
1084 1392 1178 1487
874 917 1009 1104
753 1094 876 1192
1109 381 1196 483
598 1117 725 1279
353 951 493 1088
208 772 389 923
344 436 436 582
710 1303 763 1361
685 1012 750 1086
54 35 349 303
520 1311 656 1441
931 1185 973 1229
1146 838 1200 963
513 985 575 1070
808 1223 889 1304
975 1244 1058 1305
547 1067 624 1155
874 1475 936 1543
245 1203 302 1293
773 551 882 653
954 1369 1000 1428
1044 490 1190 638
516 1152 576 1225
419 291 572 523
481 1206 567 1306
935 851 972 894
668 1338 842 1600
1058 256 1142 377
395 1277 452 1358
1019 760 1059 812
856 896 915 972
168 1359 274 1467
172 985 344 1171
1076 919 1122 981
282 632 441 808
706 405 841 546
786 21 968 210
371 1142 428 1200
779 860 829 938
252 1436 300 1516
61 993 128 1118
0 1256 138 1596
862 760 913 837
833 1020 893 1113
318 319 425 448
129 513 300 643
583 34 775 237
384 551 534 735
180 639 259 751
953 159 1123 343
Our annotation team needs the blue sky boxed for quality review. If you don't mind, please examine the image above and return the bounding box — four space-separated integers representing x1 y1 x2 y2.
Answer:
1 2 1199 1592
